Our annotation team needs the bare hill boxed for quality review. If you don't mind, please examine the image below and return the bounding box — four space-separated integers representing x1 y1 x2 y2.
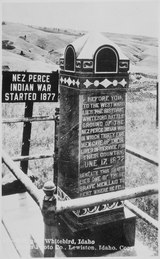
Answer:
103 32 158 76
2 22 158 77
2 22 79 72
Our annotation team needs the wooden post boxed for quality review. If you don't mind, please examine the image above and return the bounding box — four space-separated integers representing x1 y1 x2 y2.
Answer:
20 102 33 174
53 108 59 187
156 82 158 127
42 181 57 257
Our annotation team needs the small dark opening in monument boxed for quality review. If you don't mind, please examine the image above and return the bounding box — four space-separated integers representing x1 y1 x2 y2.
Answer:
65 47 75 71
96 48 117 72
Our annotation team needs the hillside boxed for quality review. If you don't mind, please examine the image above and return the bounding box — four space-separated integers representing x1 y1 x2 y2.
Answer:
2 22 158 77
2 22 79 72
103 32 158 76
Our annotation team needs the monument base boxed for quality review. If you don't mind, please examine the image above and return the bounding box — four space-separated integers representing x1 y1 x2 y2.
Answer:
57 207 136 257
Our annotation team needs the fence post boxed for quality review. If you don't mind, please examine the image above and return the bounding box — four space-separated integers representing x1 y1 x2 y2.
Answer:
42 181 57 257
20 101 33 174
53 108 59 187
156 82 158 127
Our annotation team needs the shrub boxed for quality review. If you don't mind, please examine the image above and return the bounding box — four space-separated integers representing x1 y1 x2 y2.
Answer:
2 40 15 50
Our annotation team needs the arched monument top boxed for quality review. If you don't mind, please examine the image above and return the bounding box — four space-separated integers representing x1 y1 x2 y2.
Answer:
60 32 129 73
63 32 128 60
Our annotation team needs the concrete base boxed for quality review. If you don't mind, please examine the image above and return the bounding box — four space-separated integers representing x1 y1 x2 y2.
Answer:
57 207 136 257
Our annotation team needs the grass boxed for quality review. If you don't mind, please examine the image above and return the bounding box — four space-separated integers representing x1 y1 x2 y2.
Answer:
126 83 158 255
2 102 57 185
2 82 158 254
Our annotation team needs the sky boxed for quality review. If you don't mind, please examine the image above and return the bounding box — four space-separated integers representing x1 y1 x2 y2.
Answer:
1 0 159 38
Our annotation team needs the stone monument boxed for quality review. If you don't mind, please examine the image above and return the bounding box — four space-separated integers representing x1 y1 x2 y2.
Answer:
57 32 136 256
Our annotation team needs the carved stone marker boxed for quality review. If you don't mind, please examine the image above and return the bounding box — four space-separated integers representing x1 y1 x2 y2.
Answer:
57 32 136 256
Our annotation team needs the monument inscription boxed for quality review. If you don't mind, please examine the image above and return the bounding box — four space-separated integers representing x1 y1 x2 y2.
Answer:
79 91 125 197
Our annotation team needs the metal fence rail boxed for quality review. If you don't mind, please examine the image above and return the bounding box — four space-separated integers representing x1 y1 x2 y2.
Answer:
126 145 159 166
11 146 159 166
124 200 158 230
2 150 44 209
2 116 56 123
56 183 158 213
11 152 54 162
2 150 158 228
